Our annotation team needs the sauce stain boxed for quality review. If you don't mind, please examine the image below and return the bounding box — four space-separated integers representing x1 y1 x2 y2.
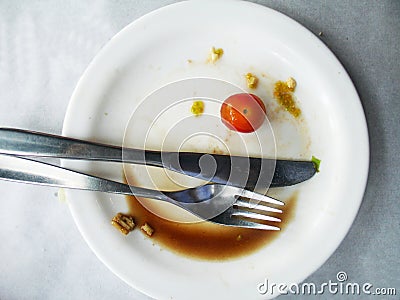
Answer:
125 186 298 261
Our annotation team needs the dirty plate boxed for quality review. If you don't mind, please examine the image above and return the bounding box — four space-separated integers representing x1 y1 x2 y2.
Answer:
62 1 369 299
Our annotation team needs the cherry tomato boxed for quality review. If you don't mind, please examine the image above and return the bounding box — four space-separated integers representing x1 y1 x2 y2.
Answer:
220 93 266 133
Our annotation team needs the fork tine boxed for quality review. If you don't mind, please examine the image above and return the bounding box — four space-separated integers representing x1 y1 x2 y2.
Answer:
235 197 282 213
239 189 284 206
232 209 281 223
228 218 281 231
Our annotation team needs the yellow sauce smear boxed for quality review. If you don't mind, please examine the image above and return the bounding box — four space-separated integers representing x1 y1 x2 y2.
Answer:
125 190 298 261
273 79 301 117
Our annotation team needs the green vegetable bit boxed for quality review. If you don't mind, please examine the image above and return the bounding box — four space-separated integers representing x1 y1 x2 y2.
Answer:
312 156 321 172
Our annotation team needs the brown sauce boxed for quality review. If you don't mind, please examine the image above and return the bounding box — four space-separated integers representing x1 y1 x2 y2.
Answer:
125 188 298 261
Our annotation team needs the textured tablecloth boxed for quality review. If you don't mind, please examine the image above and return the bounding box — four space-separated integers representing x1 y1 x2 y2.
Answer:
0 1 399 299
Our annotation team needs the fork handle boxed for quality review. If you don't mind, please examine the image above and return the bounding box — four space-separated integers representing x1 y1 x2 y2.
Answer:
0 154 168 201
0 128 164 167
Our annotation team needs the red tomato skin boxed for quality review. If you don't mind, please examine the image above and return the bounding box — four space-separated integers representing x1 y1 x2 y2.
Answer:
220 93 266 133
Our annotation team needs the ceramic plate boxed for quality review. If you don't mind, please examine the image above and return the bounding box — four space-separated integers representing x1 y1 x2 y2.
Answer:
62 1 369 299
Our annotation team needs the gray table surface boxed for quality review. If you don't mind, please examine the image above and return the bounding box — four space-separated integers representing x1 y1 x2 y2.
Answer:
0 0 399 299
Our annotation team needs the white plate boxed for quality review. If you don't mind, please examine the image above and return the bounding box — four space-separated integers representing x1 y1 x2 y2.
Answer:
62 1 369 299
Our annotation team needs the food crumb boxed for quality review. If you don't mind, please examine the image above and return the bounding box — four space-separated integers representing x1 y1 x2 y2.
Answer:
187 59 192 63
208 46 224 63
141 222 154 236
318 31 323 36
245 73 259 89
273 78 301 118
286 77 296 91
191 100 205 116
111 213 135 235
236 234 242 241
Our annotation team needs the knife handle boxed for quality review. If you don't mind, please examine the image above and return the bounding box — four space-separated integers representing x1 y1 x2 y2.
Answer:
0 127 163 167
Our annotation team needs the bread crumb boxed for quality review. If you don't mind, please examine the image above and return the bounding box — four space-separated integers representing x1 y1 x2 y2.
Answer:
111 213 135 235
245 73 259 89
208 46 224 63
141 223 154 236
286 77 297 91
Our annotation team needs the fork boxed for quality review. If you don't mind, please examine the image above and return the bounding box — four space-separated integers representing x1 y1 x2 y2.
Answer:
0 154 283 230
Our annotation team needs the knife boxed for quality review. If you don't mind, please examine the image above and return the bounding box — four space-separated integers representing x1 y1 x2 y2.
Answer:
0 128 316 189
